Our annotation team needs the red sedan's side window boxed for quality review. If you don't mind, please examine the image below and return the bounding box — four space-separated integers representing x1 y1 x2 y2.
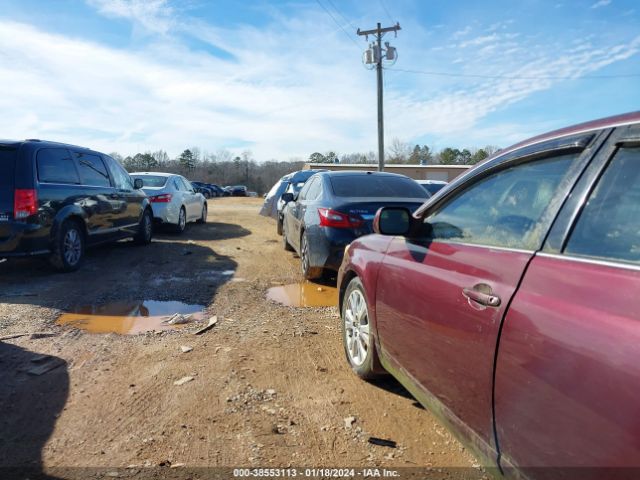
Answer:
422 153 579 250
564 147 640 265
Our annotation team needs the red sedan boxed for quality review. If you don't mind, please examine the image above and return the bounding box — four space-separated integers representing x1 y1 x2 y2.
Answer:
337 112 640 479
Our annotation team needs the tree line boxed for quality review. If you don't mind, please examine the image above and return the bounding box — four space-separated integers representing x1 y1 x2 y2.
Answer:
111 148 304 195
110 140 500 194
308 139 500 166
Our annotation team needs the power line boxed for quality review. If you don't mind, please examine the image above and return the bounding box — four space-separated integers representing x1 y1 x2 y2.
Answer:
314 0 360 49
325 0 357 30
379 0 395 23
386 67 640 80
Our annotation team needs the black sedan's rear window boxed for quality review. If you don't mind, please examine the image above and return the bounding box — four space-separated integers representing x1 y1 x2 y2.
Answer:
132 175 168 187
329 175 427 198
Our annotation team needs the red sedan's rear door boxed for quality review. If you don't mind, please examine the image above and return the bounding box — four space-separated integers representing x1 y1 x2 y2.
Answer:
375 139 600 462
494 128 640 477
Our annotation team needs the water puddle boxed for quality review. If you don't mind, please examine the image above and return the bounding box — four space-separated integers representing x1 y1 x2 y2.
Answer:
57 300 205 335
266 282 338 307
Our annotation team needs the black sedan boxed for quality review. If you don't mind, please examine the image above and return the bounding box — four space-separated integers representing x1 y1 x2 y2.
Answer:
281 171 428 280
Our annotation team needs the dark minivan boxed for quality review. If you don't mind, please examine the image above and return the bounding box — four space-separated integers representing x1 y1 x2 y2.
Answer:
0 139 153 271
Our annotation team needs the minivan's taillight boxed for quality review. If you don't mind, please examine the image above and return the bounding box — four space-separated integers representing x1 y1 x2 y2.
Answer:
318 208 364 229
150 194 172 203
14 189 38 219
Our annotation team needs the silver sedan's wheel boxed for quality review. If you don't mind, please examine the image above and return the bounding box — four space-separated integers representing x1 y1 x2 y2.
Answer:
174 207 186 233
344 288 370 367
197 203 207 224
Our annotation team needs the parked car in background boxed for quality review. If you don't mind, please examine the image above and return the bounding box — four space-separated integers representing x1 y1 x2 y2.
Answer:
259 169 327 235
281 171 428 279
260 173 294 220
222 186 233 196
230 185 248 196
276 170 328 235
0 139 152 271
190 181 215 199
206 183 225 197
130 172 207 234
337 112 640 478
416 179 447 196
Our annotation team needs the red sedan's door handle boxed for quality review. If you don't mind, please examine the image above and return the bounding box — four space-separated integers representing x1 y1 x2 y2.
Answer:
463 285 501 307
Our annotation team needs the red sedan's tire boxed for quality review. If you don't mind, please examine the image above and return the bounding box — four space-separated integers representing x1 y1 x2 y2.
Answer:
341 276 384 379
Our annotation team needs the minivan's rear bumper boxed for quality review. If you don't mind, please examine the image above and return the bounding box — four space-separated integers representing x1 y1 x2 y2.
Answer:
0 222 50 257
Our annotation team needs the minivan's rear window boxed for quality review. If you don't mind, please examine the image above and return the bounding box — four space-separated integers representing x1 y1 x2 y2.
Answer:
0 147 18 211
329 175 428 198
132 175 168 187
37 148 80 184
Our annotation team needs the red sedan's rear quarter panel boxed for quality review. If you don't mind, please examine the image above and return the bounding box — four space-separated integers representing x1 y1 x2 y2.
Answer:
495 254 640 474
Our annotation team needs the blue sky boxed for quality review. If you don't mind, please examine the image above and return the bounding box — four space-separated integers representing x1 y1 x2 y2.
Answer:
0 0 638 160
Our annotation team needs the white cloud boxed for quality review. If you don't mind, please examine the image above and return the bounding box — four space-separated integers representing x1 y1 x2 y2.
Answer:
591 0 612 8
0 4 638 160
0 16 378 159
384 35 640 145
87 0 175 34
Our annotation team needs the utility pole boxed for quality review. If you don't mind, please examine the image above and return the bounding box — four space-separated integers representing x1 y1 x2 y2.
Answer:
357 22 400 172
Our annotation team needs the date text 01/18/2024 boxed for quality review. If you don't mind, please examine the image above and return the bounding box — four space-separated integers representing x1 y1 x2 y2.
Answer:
233 468 400 478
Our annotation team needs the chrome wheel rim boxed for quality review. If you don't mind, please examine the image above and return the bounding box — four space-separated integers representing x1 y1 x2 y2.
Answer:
179 209 186 230
344 289 369 366
63 228 81 266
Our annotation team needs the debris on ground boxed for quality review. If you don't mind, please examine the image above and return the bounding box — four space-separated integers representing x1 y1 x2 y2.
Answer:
30 332 59 339
344 416 357 429
180 345 193 353
173 376 195 386
368 437 397 448
271 424 287 434
164 313 193 325
1 332 60 341
194 316 218 335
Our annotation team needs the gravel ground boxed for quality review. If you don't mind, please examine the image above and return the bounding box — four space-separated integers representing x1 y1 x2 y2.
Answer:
0 197 487 480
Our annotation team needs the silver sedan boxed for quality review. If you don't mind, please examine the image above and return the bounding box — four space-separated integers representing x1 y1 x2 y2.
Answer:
130 172 207 234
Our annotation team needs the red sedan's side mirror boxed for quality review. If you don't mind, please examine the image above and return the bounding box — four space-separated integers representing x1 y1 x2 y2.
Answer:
373 207 412 236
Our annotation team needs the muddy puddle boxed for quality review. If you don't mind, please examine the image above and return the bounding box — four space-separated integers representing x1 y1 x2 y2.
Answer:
267 282 338 307
57 300 205 335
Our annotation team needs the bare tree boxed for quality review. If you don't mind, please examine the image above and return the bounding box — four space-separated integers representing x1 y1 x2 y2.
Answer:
387 138 411 164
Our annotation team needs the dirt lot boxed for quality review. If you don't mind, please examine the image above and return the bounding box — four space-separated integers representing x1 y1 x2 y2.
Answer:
0 198 486 479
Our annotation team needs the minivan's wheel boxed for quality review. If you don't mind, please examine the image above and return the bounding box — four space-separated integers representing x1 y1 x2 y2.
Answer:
49 219 85 272
133 208 153 245
301 233 322 280
197 203 207 224
342 277 382 379
276 215 283 236
282 222 294 251
174 207 187 234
